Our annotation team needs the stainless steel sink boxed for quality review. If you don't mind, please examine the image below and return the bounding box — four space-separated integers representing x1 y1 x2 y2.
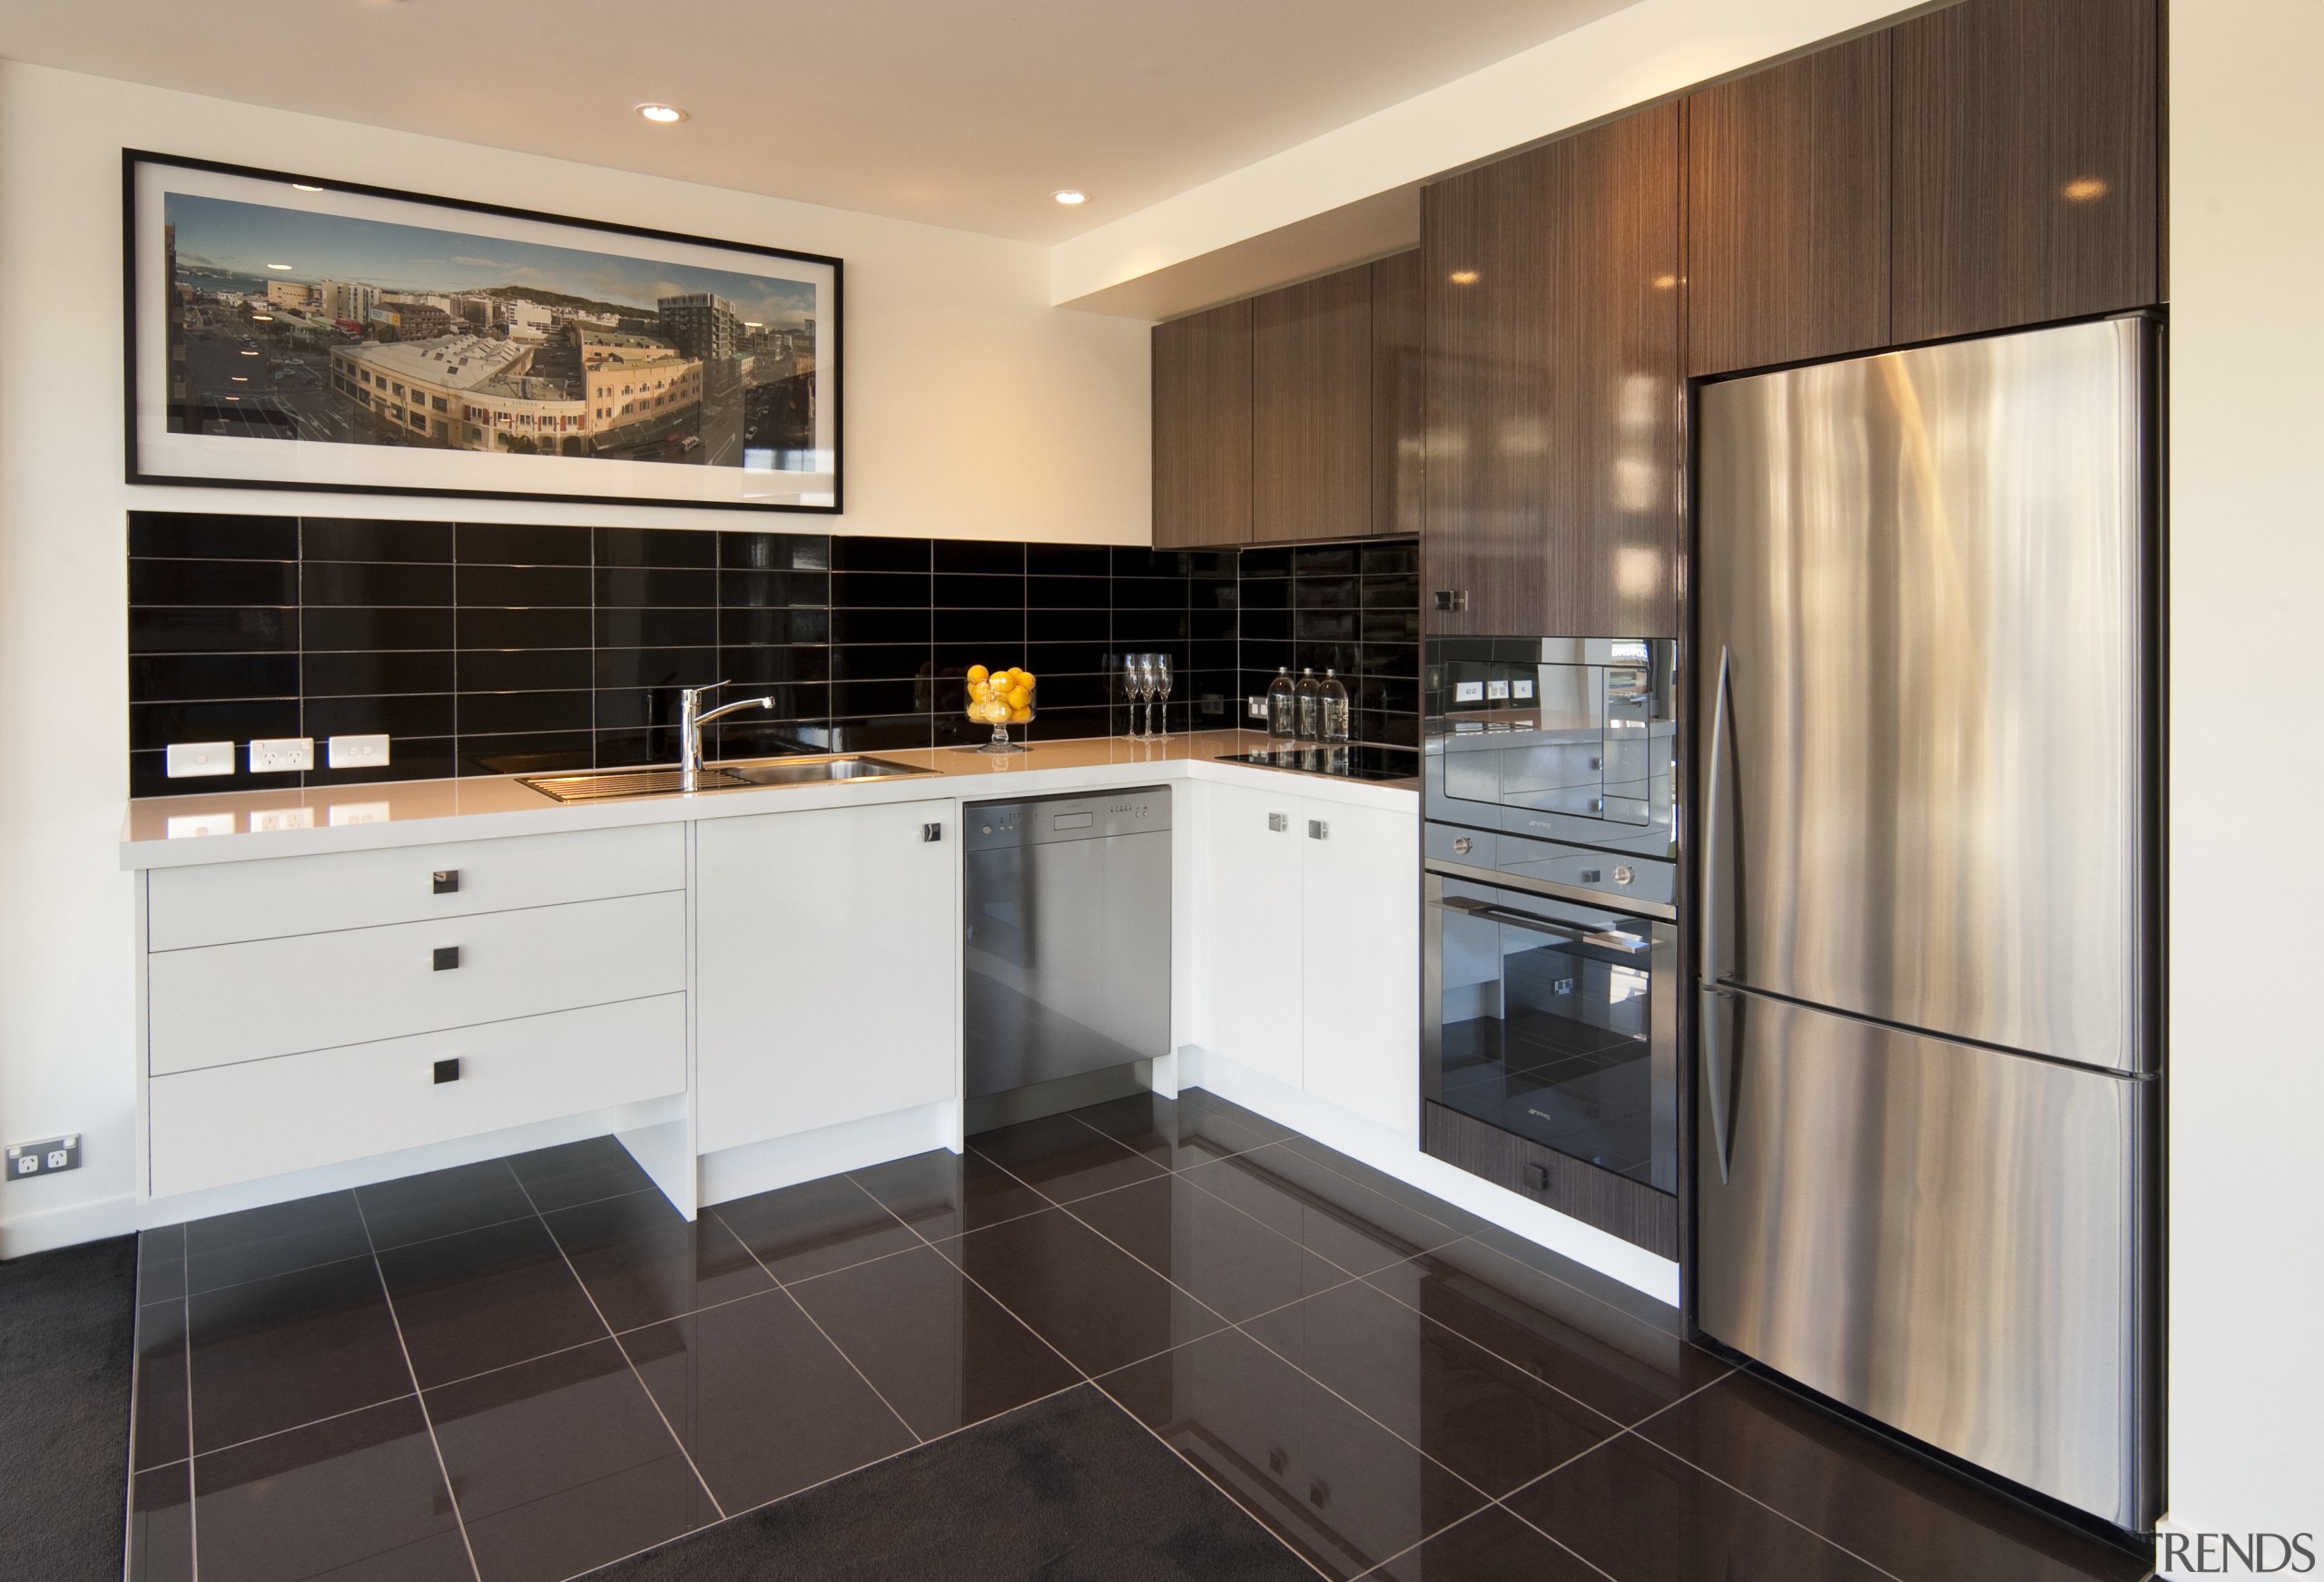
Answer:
519 755 935 802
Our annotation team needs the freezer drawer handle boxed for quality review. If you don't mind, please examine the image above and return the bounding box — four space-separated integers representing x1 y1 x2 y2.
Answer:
1431 895 1649 953
1700 984 1738 1185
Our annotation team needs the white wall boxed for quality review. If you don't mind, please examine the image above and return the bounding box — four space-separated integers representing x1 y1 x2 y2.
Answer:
2158 1 2324 1572
1051 0 1921 310
0 61 1148 1256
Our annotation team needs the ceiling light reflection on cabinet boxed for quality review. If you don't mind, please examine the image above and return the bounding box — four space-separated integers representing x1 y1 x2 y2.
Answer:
1448 270 1480 286
2063 176 2109 201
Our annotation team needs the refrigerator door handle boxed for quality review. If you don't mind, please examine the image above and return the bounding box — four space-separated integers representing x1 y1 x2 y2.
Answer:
1699 645 1739 1185
1700 983 1738 1184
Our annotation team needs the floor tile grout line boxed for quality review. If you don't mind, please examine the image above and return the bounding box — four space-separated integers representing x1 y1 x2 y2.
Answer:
711 1205 926 1449
348 1192 486 1582
510 1173 730 1526
1169 1151 1468 1284
1346 1500 1622 1582
1078 1370 1337 1582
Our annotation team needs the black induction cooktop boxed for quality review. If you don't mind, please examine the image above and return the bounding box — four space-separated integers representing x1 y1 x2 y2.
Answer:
1215 744 1419 783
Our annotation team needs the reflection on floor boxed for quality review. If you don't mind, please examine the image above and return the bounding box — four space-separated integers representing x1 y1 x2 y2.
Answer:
127 1088 2152 1581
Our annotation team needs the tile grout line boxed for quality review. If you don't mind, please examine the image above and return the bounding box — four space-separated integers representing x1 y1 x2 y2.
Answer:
508 1174 729 1526
348 1191 486 1582
178 1233 198 1582
705 1204 925 1449
1346 1501 1622 1582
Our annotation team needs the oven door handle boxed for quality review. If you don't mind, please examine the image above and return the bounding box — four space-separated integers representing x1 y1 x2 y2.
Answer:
1430 895 1651 954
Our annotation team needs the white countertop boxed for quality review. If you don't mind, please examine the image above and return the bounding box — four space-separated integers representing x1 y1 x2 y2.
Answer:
121 730 1417 869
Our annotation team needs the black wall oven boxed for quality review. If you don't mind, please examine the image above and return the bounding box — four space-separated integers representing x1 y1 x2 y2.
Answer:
1421 637 1681 1257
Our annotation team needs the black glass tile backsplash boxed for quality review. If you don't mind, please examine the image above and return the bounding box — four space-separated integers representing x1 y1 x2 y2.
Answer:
125 514 1422 795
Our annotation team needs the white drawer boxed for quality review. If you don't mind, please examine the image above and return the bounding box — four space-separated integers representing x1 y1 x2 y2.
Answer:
148 889 685 1075
147 994 685 1198
148 823 684 951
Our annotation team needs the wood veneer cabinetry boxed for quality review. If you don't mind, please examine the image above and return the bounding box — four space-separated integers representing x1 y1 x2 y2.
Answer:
1891 0 2162 343
1252 268 1373 543
1687 34 1893 376
1423 104 1682 639
1152 300 1253 548
1369 249 1426 538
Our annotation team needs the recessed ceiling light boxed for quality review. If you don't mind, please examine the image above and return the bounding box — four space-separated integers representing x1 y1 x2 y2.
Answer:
240 349 259 357
290 182 324 192
251 313 273 321
265 262 294 271
1052 190 1088 206
231 376 249 382
636 103 688 124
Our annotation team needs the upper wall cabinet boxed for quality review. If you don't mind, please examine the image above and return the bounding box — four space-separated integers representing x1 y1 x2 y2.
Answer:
1687 35 1892 377
1153 300 1254 548
1252 268 1373 543
1423 104 1683 639
1152 255 1421 549
1890 0 2162 344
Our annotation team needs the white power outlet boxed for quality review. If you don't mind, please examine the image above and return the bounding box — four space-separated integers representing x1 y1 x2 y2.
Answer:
250 805 315 832
328 734 391 770
249 738 314 773
164 742 236 778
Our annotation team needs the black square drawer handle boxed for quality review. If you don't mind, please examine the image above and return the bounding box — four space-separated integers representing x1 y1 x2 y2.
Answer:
432 946 461 971
432 870 460 895
922 822 943 842
433 1057 461 1085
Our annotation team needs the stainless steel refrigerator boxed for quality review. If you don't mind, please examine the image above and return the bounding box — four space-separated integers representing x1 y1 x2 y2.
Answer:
1693 316 2159 1531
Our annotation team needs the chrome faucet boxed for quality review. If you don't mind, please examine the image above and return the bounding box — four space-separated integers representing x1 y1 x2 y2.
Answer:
677 681 774 791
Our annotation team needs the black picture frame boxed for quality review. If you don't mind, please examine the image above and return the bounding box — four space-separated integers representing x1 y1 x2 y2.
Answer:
124 150 843 513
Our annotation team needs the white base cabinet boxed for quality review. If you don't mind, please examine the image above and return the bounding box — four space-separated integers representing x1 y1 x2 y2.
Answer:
694 797 960 1155
1199 782 1419 1138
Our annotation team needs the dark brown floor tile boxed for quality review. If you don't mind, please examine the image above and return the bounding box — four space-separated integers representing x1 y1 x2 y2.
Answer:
183 1191 370 1294
1373 1503 1609 1582
186 1256 413 1453
1275 1134 1495 1236
544 1190 772 1333
1101 1326 1490 1580
937 1207 1225 1374
709 1174 922 1284
969 1111 1169 1203
127 1462 193 1582
786 1244 1079 1439
1364 1238 1728 1427
1243 1281 1620 1498
429 1339 717 1582
505 1134 655 1213
1506 1431 1892 1582
1069 1088 1285 1169
1067 1173 1357 1322
138 1223 186 1305
1635 1372 2152 1582
193 1396 470 1582
133 1299 190 1469
357 1159 536 1250
1177 1086 1300 1145
849 1147 1050 1239
1467 1221 1685 1337
377 1216 606 1386
620 1289 918 1512
1180 1144 1464 1278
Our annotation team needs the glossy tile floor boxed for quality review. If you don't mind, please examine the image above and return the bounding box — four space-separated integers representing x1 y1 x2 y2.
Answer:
127 1088 2154 1581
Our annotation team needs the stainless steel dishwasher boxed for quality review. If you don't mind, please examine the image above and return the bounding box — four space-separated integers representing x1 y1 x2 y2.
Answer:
963 787 1171 1129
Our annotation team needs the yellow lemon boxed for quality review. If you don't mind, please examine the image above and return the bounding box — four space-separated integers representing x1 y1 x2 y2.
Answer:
966 663 990 685
1017 668 1038 686
1008 706 1032 723
1006 686 1030 708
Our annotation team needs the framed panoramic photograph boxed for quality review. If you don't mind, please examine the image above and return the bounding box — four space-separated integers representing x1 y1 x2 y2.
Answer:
124 151 842 511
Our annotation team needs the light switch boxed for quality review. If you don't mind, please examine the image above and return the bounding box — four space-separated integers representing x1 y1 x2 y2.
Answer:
165 742 235 778
328 734 391 770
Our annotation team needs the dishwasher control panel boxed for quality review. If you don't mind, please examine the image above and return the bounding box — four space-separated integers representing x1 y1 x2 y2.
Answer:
962 786 1172 852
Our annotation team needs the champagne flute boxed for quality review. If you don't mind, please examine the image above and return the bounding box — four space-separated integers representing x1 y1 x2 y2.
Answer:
1134 653 1159 738
1152 653 1174 738
1122 653 1150 739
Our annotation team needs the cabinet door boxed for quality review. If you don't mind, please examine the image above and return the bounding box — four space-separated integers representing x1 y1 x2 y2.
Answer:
1423 105 1682 638
1199 781 1305 1088
1153 300 1253 548
1252 267 1374 543
1369 249 1425 538
695 800 957 1154
1688 34 1892 376
1892 0 2161 343
1300 801 1419 1139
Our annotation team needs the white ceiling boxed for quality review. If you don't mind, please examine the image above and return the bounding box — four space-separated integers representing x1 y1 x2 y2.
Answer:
0 0 1637 245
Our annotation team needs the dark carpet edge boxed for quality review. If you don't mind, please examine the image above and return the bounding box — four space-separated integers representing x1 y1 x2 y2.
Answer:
0 1235 138 1573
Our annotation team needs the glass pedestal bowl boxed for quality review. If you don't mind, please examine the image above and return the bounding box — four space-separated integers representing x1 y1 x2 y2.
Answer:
965 666 1037 753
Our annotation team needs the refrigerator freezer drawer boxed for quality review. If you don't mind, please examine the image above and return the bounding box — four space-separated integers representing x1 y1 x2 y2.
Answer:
1697 990 2152 1528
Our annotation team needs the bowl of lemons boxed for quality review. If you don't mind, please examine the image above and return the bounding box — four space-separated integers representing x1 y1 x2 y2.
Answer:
965 663 1037 752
